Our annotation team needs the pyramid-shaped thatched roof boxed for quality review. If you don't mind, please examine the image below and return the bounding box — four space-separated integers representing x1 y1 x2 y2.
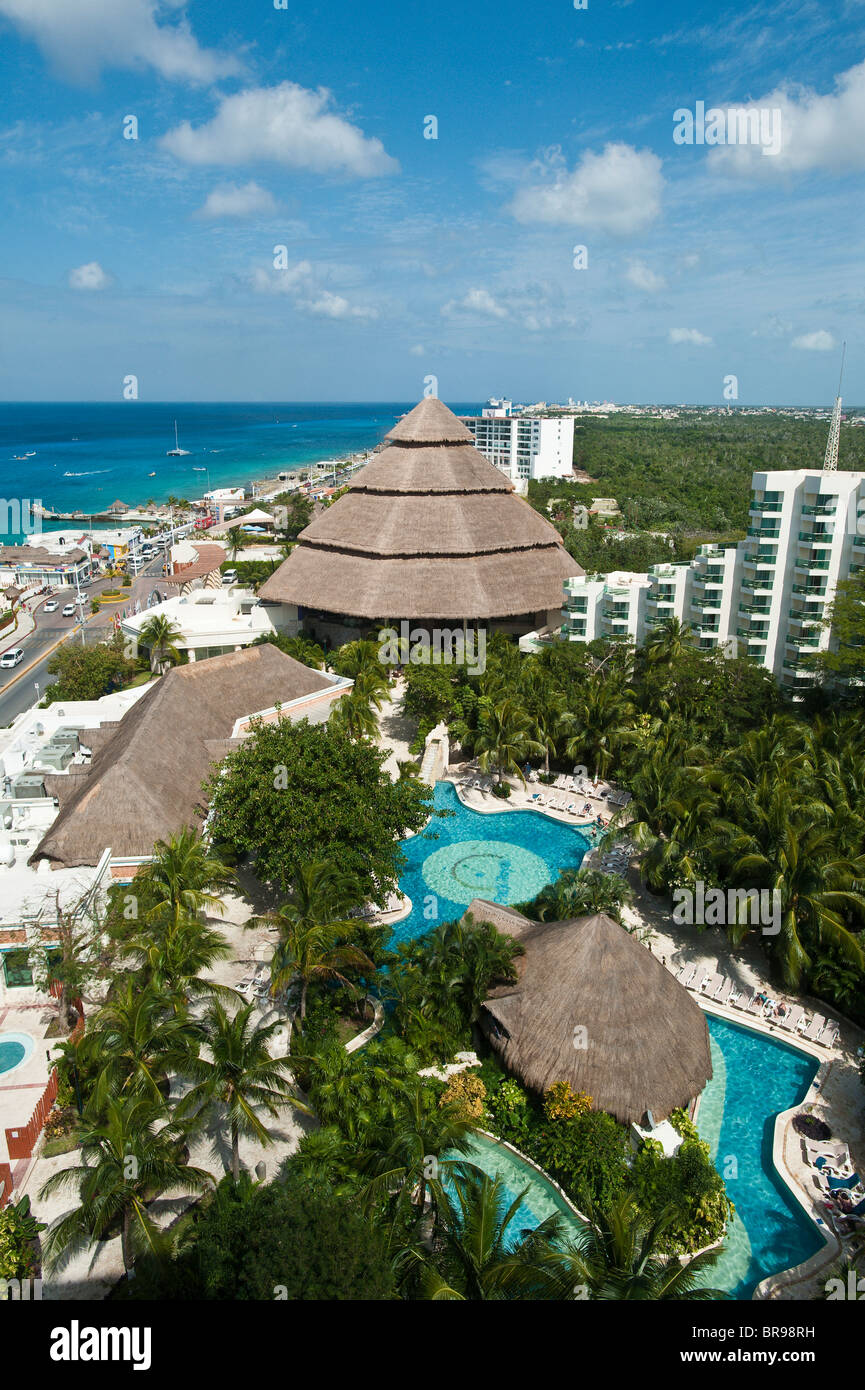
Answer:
31 645 334 869
466 899 712 1125
258 398 582 621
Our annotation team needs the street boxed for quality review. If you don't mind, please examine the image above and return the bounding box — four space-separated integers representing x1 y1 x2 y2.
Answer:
0 556 168 727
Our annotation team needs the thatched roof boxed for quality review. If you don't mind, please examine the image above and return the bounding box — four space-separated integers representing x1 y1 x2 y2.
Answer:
31 645 333 869
466 899 712 1125
259 397 582 622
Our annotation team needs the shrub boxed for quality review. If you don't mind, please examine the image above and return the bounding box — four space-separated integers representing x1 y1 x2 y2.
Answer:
0 1196 45 1282
488 1077 532 1146
440 1071 486 1123
491 782 511 799
543 1081 592 1121
534 1109 630 1210
632 1137 734 1255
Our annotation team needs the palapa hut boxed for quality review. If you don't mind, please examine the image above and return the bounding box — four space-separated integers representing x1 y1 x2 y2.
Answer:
258 396 582 646
31 644 340 869
466 898 712 1126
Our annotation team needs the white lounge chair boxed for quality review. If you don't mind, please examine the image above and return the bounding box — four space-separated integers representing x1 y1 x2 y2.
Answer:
777 1005 805 1034
802 1013 826 1043
714 977 736 1004
677 963 697 987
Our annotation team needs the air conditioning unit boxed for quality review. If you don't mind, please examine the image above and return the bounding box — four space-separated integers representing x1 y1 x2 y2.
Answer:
11 773 47 799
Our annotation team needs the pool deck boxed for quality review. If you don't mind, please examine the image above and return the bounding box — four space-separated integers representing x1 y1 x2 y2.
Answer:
441 766 863 1300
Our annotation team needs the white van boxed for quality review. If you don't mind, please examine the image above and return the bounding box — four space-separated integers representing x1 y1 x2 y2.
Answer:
221 569 238 585
0 647 24 669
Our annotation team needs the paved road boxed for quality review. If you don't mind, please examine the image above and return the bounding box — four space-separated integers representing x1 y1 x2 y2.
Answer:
0 558 167 728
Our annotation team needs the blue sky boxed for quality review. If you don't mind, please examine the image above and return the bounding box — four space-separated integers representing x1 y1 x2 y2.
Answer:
0 0 863 404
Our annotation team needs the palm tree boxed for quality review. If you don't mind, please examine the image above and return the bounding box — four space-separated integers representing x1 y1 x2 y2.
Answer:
523 867 633 923
332 638 388 681
39 1097 212 1277
474 697 543 787
642 616 694 668
135 827 235 934
563 675 638 782
280 635 325 669
179 1000 310 1183
329 689 379 742
122 915 234 1015
225 526 245 562
256 860 373 1022
137 614 182 674
530 1192 726 1300
359 1081 473 1218
80 979 197 1104
414 1164 566 1300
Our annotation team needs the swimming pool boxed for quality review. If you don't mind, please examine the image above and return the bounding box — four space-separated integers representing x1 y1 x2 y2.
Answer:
694 1014 823 1299
392 781 590 947
448 1018 823 1299
0 1031 35 1076
447 1131 579 1247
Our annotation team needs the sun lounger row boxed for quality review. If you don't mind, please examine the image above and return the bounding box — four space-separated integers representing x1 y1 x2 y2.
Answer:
676 966 842 1046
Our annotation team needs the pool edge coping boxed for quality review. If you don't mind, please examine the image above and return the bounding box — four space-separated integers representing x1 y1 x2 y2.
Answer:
697 998 841 1301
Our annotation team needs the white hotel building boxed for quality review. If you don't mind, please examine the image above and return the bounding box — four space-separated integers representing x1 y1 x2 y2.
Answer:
561 469 865 689
460 411 575 489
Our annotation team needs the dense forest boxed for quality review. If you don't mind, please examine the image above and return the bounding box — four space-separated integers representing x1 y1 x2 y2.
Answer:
528 413 865 572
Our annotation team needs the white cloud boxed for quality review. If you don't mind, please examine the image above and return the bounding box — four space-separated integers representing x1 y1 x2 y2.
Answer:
625 259 667 293
409 343 425 356
791 329 836 351
68 260 111 290
252 262 377 319
709 58 865 177
509 142 663 234
161 82 399 177
669 327 712 346
441 288 509 320
196 181 277 220
0 0 240 84
298 290 378 321
751 315 792 339
252 262 313 294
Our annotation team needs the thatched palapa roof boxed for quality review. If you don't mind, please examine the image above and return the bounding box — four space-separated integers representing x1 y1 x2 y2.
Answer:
466 899 712 1125
32 644 334 869
259 397 582 621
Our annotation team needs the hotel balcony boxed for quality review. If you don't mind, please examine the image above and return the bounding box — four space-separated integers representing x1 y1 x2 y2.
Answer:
749 498 783 516
797 529 834 545
801 502 838 518
741 576 774 595
746 525 781 539
794 558 830 579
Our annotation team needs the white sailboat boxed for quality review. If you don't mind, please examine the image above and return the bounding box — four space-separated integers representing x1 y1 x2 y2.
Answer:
166 420 190 457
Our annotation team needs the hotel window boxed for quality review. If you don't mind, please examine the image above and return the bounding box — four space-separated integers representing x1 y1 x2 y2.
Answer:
2 948 33 988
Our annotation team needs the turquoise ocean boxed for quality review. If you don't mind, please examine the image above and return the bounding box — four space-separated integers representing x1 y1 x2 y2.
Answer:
0 402 480 542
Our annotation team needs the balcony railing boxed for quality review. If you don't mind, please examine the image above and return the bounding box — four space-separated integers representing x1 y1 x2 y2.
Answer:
801 502 838 517
747 526 780 538
797 529 834 544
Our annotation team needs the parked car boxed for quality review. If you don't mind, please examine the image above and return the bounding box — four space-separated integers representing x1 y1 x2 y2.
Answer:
0 648 24 669
43 599 58 612
62 603 76 617
221 569 238 585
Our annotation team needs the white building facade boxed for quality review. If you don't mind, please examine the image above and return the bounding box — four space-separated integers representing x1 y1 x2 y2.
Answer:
560 468 865 690
460 414 575 488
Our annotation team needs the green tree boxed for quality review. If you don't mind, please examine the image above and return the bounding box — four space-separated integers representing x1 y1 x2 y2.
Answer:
257 860 375 1022
39 1097 211 1277
205 717 430 894
43 641 136 704
179 1000 310 1183
137 614 182 674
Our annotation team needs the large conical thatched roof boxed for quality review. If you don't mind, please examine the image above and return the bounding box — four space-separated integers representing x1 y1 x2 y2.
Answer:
466 899 712 1125
259 398 582 621
31 645 335 869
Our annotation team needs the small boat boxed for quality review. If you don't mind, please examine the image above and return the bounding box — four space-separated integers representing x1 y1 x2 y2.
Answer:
25 451 35 457
148 471 156 477
166 420 190 457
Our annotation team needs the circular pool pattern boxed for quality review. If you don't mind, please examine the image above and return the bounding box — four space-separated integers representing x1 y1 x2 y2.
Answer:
0 1031 35 1076
422 839 551 907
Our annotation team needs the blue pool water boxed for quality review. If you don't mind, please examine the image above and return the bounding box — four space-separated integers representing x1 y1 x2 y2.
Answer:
0 1031 33 1075
694 1015 823 1299
444 1026 823 1299
392 781 590 947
